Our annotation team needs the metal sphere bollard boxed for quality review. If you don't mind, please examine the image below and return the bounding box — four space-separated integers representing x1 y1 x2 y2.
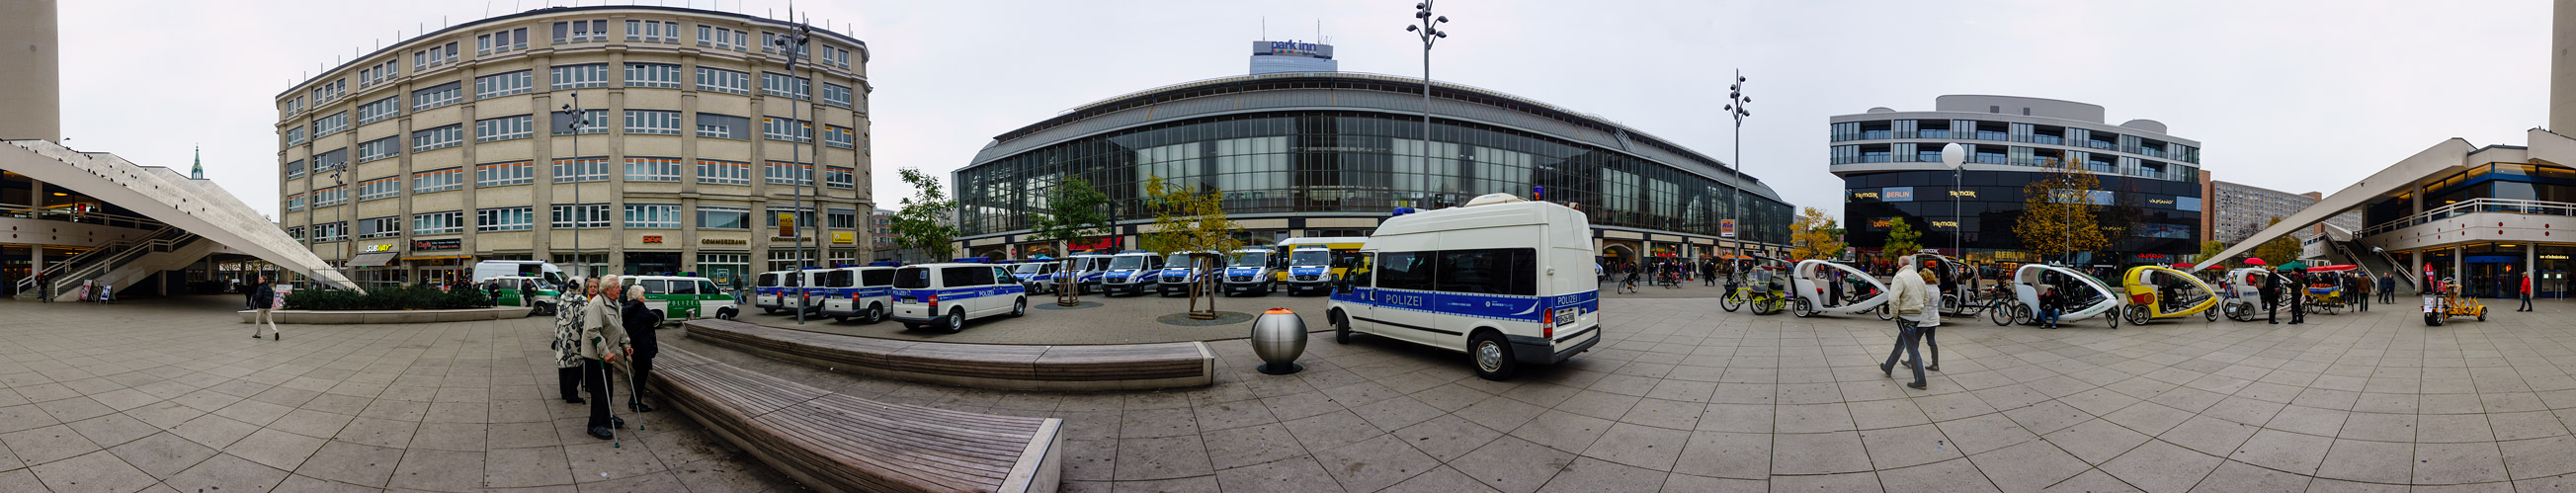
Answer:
1250 307 1308 375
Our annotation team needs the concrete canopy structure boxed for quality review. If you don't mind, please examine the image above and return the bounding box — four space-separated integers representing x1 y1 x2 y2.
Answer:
3 139 361 291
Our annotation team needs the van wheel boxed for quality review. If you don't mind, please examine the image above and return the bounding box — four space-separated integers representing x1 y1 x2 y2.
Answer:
867 303 885 323
1470 332 1518 380
944 308 967 333
1331 310 1352 344
1011 297 1027 317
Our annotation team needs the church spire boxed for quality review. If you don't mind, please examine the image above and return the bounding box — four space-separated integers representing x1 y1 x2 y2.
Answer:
191 145 204 180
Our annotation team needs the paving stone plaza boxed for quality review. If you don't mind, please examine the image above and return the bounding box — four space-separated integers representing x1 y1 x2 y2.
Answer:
7 292 2576 492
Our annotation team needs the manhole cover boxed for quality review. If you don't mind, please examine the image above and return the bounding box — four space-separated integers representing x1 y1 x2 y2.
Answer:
1157 311 1253 326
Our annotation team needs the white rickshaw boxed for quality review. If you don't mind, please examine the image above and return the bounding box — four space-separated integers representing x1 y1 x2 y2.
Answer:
1789 259 1890 317
2218 267 2276 322
2000 264 2122 328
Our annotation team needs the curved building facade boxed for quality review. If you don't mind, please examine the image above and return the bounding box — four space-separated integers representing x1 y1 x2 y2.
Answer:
1831 95 2204 265
955 72 1792 261
275 6 870 288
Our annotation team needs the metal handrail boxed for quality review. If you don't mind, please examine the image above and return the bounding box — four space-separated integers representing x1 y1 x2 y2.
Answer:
13 225 179 293
2358 198 2576 237
14 228 194 297
0 204 165 229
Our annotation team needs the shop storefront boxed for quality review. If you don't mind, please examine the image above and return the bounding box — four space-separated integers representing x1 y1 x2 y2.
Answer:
697 253 750 290
624 251 682 276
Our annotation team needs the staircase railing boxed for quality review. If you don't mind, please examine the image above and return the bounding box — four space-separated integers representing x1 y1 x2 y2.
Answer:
16 229 196 299
12 225 179 295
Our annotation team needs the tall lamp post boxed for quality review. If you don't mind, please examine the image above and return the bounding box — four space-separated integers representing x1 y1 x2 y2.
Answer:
1941 142 1964 257
329 170 355 287
1723 71 1749 256
1407 0 1448 201
774 16 814 325
556 94 590 281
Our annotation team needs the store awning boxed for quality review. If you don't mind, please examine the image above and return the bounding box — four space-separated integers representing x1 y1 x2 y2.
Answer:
399 254 473 261
348 251 398 268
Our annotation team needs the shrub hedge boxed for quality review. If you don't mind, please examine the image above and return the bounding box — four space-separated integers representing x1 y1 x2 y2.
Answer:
282 286 497 310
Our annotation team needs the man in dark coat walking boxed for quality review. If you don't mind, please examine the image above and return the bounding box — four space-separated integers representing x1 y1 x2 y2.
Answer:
2288 269 2306 324
2262 269 2282 324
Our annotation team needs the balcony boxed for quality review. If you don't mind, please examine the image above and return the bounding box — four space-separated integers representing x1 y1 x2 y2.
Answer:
2358 198 2576 251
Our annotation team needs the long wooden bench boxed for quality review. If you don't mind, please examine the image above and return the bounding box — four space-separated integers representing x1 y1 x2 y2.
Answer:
685 319 1214 391
633 347 1063 493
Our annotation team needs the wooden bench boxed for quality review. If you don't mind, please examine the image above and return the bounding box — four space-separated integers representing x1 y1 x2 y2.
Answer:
637 348 1063 493
685 319 1214 391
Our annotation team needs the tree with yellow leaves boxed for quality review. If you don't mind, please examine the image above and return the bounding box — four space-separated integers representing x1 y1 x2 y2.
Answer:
1789 206 1845 261
2016 158 2111 264
1140 176 1244 319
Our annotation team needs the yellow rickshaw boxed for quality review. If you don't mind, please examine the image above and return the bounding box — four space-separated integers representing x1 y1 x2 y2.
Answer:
2424 277 2488 326
2119 265 2218 325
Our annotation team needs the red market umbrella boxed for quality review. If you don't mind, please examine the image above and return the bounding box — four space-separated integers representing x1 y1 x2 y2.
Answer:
2174 263 2196 269
2243 258 2269 266
2307 264 2360 272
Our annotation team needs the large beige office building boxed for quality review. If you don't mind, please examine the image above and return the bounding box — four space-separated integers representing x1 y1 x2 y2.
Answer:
275 6 870 288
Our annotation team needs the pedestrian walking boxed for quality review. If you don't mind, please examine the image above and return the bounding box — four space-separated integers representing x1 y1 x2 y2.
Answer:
2381 274 2396 303
621 285 660 413
248 276 280 339
2353 273 2371 312
1702 260 1717 287
579 277 631 440
2520 272 2535 311
553 278 593 404
1881 264 1935 389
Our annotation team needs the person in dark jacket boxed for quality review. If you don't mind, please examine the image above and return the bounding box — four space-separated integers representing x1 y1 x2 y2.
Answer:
2037 286 2063 329
2287 269 2306 324
2261 269 2282 324
622 285 660 413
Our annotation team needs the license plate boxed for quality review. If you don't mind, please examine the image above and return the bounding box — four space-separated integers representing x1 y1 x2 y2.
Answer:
1555 307 1581 323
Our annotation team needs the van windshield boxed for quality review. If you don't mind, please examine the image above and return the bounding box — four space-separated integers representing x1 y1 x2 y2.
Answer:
1290 250 1331 267
893 268 932 288
1165 254 1191 267
1230 252 1270 267
1012 263 1044 275
1109 256 1144 270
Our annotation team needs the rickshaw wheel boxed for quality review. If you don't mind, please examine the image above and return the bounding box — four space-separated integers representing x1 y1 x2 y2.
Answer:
2009 302 2034 326
2205 307 2218 322
1988 300 2012 326
2123 305 2151 326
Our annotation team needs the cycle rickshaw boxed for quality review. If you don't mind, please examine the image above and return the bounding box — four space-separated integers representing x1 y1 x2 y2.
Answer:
1720 255 1792 315
2424 276 2488 326
1998 264 2122 328
2294 264 2359 315
2119 265 2219 325
1789 259 1890 317
2217 267 2278 322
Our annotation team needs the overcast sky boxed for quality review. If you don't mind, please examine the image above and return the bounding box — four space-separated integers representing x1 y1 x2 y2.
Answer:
55 0 2552 222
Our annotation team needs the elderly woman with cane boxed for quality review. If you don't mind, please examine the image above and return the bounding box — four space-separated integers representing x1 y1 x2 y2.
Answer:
578 275 632 440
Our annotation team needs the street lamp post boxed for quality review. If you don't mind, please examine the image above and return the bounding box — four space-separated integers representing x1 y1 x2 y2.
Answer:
558 93 590 281
775 17 814 325
1407 1 1448 204
1724 71 1749 256
331 170 354 287
1941 143 1965 258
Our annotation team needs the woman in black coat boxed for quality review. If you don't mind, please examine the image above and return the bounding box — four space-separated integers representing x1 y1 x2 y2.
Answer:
620 286 660 413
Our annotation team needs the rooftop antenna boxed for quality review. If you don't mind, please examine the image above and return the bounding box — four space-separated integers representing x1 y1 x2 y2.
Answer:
1261 16 1266 40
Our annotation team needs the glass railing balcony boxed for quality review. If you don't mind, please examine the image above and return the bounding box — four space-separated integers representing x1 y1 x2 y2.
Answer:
1974 131 2009 141
1917 129 1951 138
2087 140 2116 150
1971 155 2008 165
1860 130 1892 140
2358 198 2576 237
2031 135 2064 145
1915 153 1945 162
2139 147 2166 158
1861 154 1893 163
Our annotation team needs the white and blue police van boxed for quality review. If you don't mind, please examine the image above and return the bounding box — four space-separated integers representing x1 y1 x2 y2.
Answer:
1097 251 1167 296
1325 194 1602 380
1220 247 1280 295
1063 254 1112 295
889 263 1029 333
753 270 792 314
1156 251 1219 296
1283 245 1340 295
1011 261 1059 292
820 266 898 323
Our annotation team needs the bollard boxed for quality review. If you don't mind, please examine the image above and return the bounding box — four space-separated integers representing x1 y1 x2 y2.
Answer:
1250 307 1307 375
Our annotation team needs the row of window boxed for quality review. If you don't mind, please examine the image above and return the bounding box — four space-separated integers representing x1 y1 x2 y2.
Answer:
287 160 846 202
292 61 854 121
298 205 862 238
295 110 848 156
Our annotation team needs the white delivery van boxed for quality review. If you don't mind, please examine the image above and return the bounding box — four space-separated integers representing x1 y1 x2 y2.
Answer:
1325 194 1602 380
1220 247 1280 295
1097 251 1166 296
820 266 898 323
888 263 1029 333
470 260 567 287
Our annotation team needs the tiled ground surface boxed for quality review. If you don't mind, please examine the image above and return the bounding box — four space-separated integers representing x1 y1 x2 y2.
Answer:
0 296 794 492
12 293 2576 492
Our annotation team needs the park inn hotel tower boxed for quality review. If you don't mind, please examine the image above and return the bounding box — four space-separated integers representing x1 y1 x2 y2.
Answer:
274 6 870 288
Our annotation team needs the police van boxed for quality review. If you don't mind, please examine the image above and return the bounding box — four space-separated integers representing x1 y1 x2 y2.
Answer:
486 276 562 315
627 276 737 324
1280 240 1362 295
1098 251 1167 296
1220 247 1281 295
1156 251 1219 296
820 266 898 323
1011 261 1059 292
1326 194 1602 380
753 269 827 315
753 271 792 313
889 263 1030 333
1055 254 1109 294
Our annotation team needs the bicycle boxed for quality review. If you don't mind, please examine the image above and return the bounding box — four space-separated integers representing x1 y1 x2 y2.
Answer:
1722 282 1787 314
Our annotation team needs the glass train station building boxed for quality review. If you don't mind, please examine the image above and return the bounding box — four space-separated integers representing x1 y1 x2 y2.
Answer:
950 72 1793 262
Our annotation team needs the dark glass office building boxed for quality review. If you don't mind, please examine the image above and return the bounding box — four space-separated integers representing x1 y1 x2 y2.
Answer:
954 72 1792 262
1831 96 2204 265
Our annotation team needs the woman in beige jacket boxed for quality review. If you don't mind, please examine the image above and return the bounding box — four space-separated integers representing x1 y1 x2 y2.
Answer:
577 274 631 440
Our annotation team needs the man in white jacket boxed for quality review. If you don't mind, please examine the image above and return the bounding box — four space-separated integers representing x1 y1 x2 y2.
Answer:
1881 264 1936 389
